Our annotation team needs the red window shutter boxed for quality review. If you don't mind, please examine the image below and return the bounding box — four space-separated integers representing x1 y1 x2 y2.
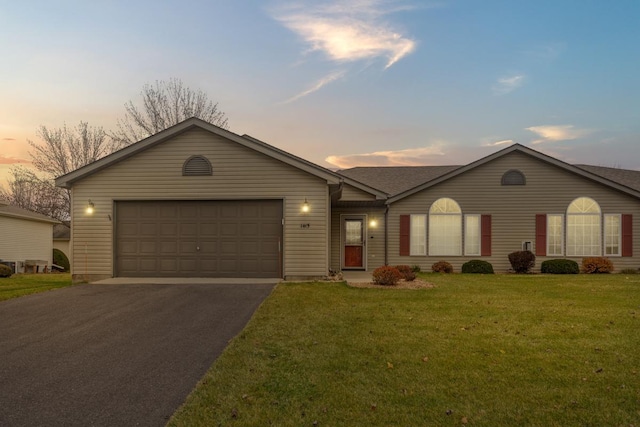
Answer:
481 215 492 256
622 214 633 257
399 215 410 256
535 214 547 256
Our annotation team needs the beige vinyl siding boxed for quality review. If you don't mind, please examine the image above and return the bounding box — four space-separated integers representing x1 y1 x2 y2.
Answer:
330 208 386 272
388 150 640 272
340 184 378 201
70 128 329 281
0 217 53 270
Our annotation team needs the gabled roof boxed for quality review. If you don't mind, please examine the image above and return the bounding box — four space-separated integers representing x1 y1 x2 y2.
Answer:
0 203 59 224
337 165 460 195
54 118 385 200
338 144 640 203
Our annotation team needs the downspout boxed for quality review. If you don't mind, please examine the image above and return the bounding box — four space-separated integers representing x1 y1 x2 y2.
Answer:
384 202 389 266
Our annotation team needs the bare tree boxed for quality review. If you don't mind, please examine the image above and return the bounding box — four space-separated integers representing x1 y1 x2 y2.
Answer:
112 78 228 148
1 167 69 222
2 122 112 221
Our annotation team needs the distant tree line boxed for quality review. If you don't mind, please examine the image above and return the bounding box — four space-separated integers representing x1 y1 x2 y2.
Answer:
0 78 228 222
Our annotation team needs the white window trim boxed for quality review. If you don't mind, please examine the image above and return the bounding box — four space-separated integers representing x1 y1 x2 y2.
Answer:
464 214 481 256
604 213 622 257
547 214 564 256
410 214 427 256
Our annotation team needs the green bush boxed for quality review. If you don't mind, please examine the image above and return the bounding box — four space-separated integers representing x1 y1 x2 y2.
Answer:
53 249 70 272
508 250 536 273
619 268 639 275
372 266 402 286
394 265 416 281
411 265 421 273
461 260 494 274
541 259 579 274
582 257 614 274
431 261 453 273
0 263 12 278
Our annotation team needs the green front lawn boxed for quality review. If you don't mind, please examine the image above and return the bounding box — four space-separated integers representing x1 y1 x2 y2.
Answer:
169 274 640 426
0 273 73 301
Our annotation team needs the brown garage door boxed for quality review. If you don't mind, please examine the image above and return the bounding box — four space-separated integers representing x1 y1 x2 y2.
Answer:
115 200 283 278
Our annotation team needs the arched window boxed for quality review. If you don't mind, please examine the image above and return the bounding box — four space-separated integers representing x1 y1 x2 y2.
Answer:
566 197 601 256
182 155 212 176
429 198 462 255
501 169 526 185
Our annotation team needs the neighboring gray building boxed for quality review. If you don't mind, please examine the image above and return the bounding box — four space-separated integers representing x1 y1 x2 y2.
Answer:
56 118 639 282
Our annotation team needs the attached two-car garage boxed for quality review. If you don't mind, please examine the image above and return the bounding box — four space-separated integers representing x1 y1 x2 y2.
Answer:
115 200 283 278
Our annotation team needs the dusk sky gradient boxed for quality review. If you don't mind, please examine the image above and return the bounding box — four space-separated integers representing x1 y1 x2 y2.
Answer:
1 0 639 188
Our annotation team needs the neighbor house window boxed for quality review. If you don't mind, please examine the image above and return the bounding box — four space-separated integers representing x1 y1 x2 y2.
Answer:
547 214 564 256
429 198 462 256
464 215 480 256
566 197 601 256
410 214 427 255
604 214 621 256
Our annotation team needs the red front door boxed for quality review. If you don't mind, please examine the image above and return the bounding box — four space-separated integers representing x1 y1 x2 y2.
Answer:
344 218 364 269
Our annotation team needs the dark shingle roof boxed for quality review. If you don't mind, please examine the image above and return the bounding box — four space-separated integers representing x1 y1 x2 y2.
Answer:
53 223 70 240
575 165 640 192
337 165 461 195
337 163 640 197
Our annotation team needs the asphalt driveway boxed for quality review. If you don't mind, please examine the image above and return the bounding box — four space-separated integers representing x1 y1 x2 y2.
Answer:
0 281 276 426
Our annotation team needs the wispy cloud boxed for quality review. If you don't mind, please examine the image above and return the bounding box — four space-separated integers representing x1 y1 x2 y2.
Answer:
2 138 16 141
0 155 30 165
326 143 445 168
493 74 525 95
526 125 592 144
273 0 417 101
280 70 346 104
483 139 514 147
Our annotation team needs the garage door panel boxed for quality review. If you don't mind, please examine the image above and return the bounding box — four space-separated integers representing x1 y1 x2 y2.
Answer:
116 200 282 278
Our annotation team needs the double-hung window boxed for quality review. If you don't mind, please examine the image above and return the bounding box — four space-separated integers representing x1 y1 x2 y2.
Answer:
410 214 427 255
547 214 564 256
604 214 621 256
464 215 481 256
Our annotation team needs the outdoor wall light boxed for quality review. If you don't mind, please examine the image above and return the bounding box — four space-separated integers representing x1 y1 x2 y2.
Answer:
301 198 310 213
86 200 95 215
369 218 378 228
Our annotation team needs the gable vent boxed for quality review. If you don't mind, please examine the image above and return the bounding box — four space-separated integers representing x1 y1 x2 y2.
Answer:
183 155 213 176
501 169 526 185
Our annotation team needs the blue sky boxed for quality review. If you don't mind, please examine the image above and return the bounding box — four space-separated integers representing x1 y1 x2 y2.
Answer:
1 0 639 187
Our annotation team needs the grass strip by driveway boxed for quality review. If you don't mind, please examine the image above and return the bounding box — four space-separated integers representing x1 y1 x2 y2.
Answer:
0 273 72 301
169 274 640 426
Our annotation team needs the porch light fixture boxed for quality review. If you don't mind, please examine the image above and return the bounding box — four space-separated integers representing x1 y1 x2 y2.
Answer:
86 200 95 215
301 198 310 213
369 218 378 228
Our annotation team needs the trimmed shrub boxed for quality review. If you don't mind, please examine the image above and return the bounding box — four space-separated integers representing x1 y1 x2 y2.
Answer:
508 250 536 273
461 260 494 274
0 263 12 278
395 265 416 281
411 265 421 273
372 266 402 286
582 257 614 274
53 249 70 272
431 261 453 273
619 268 639 275
541 259 579 274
